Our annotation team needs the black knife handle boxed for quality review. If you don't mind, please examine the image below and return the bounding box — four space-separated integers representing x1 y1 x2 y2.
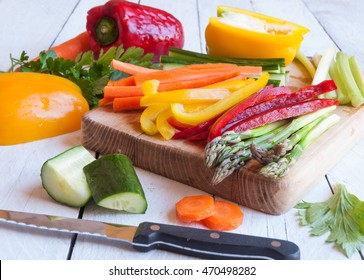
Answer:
132 222 300 260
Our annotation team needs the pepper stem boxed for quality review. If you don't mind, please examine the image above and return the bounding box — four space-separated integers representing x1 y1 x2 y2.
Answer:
94 17 118 46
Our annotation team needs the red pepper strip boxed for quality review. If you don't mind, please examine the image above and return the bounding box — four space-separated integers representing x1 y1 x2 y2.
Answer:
223 80 337 132
186 131 210 141
208 85 276 141
230 99 339 133
167 116 193 131
172 115 221 139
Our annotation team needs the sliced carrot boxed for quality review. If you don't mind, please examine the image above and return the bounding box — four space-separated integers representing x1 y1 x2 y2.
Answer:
180 63 239 70
201 200 244 231
98 96 114 106
157 71 244 92
134 66 261 86
176 195 215 223
107 76 136 86
113 96 143 111
104 85 143 98
111 59 160 75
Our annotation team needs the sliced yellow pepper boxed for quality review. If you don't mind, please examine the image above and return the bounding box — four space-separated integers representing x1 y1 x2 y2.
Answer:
140 79 249 106
156 108 177 140
140 104 170 135
170 73 269 125
205 6 309 65
0 72 89 145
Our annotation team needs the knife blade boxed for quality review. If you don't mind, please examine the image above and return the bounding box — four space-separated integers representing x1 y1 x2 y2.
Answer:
0 209 300 260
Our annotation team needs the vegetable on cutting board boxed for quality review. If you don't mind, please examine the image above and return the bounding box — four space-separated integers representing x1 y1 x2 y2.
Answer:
205 6 309 65
296 182 364 258
83 154 148 214
0 72 89 145
41 146 95 207
86 0 184 61
175 195 244 231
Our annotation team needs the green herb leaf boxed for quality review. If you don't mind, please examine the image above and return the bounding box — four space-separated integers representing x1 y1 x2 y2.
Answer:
295 183 364 258
8 46 159 109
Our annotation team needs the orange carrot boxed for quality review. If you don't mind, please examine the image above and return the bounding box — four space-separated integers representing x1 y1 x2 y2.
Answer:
175 195 215 223
98 96 114 106
111 59 160 75
113 96 143 111
47 32 91 60
157 71 244 92
104 85 143 98
180 63 238 70
107 76 136 86
201 200 244 231
134 66 261 85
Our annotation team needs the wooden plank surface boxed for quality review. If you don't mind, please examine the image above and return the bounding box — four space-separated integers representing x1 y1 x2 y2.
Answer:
0 0 363 261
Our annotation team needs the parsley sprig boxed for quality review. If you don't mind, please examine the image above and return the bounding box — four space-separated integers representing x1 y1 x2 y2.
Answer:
8 46 159 109
296 183 364 258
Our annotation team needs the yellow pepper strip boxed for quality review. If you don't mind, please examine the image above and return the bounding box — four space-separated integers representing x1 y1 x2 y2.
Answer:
140 79 250 106
205 6 309 65
156 108 178 140
0 72 89 145
170 73 269 125
142 79 159 95
140 104 170 135
140 88 231 106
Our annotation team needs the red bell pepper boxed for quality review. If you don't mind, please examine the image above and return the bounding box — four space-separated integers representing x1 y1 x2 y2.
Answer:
86 0 184 60
230 99 339 133
223 79 338 132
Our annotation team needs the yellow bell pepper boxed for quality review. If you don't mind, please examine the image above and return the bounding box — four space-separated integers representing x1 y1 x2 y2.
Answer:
156 108 177 140
0 72 89 145
170 73 269 125
140 104 170 135
205 6 309 65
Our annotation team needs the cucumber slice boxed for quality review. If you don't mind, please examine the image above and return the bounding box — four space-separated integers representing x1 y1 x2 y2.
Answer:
41 145 95 207
83 154 147 214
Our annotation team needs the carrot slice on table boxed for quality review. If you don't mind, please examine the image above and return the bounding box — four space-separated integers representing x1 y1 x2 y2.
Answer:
113 96 143 111
111 59 160 75
201 200 244 231
176 195 215 222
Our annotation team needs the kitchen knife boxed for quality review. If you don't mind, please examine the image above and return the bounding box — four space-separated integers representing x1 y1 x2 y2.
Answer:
0 209 300 260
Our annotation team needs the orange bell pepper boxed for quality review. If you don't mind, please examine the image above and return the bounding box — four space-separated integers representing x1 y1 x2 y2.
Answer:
0 73 89 145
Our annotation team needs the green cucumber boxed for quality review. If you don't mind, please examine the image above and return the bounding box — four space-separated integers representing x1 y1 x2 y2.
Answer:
83 154 147 214
40 145 95 207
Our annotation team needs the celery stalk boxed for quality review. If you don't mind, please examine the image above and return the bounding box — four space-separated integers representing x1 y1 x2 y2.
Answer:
329 58 351 105
336 52 364 107
312 47 336 85
349 55 364 97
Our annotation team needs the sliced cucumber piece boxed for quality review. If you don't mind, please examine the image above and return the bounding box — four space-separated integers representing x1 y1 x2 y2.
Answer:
41 145 95 207
83 154 148 214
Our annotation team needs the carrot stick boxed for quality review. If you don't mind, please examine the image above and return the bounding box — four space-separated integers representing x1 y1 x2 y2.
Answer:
201 200 244 231
111 59 160 75
104 85 143 98
98 96 114 106
113 96 143 111
107 76 136 86
175 195 215 222
157 71 244 92
134 66 261 85
180 63 239 70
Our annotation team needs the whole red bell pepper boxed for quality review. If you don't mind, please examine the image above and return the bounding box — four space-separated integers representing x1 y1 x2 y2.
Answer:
86 0 184 60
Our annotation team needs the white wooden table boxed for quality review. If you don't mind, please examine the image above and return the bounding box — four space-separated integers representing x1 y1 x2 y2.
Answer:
0 0 363 260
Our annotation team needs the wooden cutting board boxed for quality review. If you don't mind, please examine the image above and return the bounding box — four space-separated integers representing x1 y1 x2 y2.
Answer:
81 61 364 215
